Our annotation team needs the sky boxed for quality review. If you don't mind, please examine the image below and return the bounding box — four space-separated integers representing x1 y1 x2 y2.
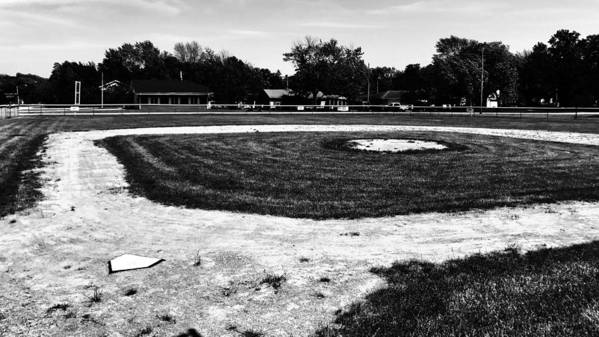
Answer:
2 0 599 77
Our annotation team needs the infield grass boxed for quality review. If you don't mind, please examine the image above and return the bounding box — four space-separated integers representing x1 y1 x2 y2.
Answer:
98 131 599 219
1 114 597 218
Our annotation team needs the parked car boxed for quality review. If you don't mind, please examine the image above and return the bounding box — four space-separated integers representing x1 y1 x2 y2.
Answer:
388 102 413 111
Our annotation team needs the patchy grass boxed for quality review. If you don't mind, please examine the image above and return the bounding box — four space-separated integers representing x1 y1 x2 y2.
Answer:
134 326 153 336
98 131 599 219
157 313 176 323
314 292 326 299
316 241 599 337
241 330 264 337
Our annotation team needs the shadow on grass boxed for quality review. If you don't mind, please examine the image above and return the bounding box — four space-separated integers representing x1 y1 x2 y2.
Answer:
316 242 599 337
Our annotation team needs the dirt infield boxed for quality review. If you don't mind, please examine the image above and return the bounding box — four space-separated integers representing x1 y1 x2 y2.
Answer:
2 124 599 336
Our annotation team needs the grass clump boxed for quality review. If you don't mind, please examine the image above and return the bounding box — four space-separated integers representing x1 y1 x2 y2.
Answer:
157 313 176 323
46 303 70 314
193 250 202 267
316 241 599 337
87 286 103 304
123 288 137 296
260 273 286 290
135 326 153 336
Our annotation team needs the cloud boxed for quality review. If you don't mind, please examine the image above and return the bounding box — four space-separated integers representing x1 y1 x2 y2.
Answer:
299 22 384 29
366 0 507 15
228 29 271 37
0 0 188 15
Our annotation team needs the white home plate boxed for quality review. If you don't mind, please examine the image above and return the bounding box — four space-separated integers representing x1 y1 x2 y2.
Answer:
348 139 447 153
108 254 164 274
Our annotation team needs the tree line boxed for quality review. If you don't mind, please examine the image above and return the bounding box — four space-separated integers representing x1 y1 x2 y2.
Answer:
1 29 598 106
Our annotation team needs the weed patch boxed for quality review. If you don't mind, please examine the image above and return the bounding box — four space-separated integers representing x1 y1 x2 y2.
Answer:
260 273 286 290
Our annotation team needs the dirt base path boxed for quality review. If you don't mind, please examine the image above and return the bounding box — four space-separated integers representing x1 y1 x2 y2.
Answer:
2 125 599 337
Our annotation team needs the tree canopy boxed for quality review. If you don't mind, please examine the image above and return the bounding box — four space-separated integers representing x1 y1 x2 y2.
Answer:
284 37 367 102
3 29 599 106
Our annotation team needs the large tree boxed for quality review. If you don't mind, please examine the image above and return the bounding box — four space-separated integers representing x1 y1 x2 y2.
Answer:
284 37 367 102
518 43 556 105
47 61 100 104
548 30 585 106
99 41 177 82
173 41 284 103
430 36 519 106
582 34 599 106
0 73 48 104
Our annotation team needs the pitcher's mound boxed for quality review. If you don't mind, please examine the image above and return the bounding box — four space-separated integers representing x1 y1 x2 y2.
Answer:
347 139 447 153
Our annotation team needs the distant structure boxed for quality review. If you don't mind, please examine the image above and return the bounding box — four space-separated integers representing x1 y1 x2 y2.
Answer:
307 91 348 106
486 90 500 108
100 80 123 91
261 89 294 107
131 80 212 104
372 90 409 105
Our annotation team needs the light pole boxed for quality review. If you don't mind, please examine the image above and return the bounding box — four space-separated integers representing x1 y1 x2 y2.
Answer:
367 63 371 104
480 47 485 114
101 72 104 109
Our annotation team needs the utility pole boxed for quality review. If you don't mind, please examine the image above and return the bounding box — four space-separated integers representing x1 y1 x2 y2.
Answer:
74 81 81 105
367 63 371 104
480 47 485 114
101 72 104 109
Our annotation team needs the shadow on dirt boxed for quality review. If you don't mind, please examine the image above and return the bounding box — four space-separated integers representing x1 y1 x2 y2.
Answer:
175 329 203 337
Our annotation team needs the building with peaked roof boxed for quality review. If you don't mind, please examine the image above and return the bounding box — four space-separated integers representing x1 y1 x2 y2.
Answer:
307 91 348 106
131 80 212 104
260 89 294 106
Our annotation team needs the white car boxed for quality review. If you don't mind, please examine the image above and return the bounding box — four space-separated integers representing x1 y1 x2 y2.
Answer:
388 102 412 111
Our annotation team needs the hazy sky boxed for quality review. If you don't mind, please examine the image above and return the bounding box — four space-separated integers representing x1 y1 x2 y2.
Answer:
2 0 599 77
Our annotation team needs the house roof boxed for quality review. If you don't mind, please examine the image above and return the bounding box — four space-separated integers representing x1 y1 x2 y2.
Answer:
131 80 210 94
263 89 293 99
99 80 122 90
377 90 408 100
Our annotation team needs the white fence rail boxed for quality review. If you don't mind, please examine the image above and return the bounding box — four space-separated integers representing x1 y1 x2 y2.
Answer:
7 103 599 119
0 105 20 119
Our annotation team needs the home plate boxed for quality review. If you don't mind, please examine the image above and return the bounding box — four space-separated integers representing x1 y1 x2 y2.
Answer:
108 254 164 274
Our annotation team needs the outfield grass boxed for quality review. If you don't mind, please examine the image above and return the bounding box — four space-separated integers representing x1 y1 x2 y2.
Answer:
1 114 599 218
98 131 599 219
316 241 599 337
